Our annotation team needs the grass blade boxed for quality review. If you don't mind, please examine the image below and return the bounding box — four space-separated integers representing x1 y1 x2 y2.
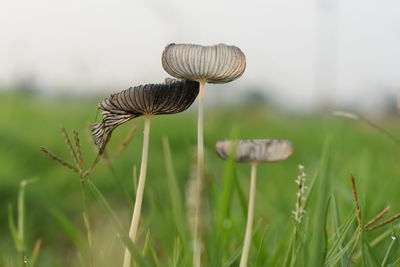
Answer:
8 204 21 250
51 209 89 255
326 212 356 260
172 237 182 267
87 180 150 267
361 234 380 266
29 239 42 267
162 137 187 241
381 237 396 266
213 128 239 264
141 230 151 258
326 229 359 266
255 224 269 266
222 247 241 267
307 138 331 266
331 194 349 266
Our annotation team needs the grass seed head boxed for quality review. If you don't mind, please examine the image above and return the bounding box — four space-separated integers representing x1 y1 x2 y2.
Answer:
292 164 307 223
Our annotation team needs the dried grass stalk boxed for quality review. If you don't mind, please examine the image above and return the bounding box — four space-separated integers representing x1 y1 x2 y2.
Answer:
347 174 362 267
365 213 400 232
364 206 390 229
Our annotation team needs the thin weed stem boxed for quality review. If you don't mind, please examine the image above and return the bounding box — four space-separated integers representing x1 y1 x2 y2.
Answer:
358 116 400 145
18 181 26 267
350 174 362 226
30 239 42 267
347 174 362 267
80 180 92 249
193 81 205 267
347 229 361 267
73 129 94 263
82 153 101 179
333 111 400 145
11 179 36 267
123 115 152 267
239 163 257 267
60 125 81 173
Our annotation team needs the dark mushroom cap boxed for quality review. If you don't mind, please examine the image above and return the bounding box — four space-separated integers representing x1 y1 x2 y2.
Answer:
162 43 246 84
92 79 199 152
215 139 293 163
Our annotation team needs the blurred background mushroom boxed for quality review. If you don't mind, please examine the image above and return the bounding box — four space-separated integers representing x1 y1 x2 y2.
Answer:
162 43 246 267
91 78 199 267
216 139 293 267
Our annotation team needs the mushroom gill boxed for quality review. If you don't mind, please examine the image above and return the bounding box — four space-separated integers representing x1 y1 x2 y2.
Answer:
91 79 199 152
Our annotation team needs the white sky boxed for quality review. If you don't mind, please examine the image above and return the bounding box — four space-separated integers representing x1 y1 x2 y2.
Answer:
1 0 400 110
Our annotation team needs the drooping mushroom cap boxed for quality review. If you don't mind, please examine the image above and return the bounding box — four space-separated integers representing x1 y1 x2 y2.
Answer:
215 139 293 163
92 79 199 152
162 43 246 84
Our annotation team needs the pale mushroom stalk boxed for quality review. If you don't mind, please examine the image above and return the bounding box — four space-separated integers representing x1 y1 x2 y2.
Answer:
193 80 205 267
240 163 257 267
123 115 151 267
215 139 293 266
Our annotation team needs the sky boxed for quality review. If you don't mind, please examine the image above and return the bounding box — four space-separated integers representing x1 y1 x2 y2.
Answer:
1 0 400 111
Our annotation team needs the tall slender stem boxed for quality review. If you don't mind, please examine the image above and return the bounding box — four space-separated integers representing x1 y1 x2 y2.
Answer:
18 181 26 267
123 115 151 267
240 163 257 267
79 180 94 266
80 180 92 247
193 81 205 267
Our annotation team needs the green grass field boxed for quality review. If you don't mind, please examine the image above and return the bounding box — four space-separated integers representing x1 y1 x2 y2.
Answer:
1 92 400 266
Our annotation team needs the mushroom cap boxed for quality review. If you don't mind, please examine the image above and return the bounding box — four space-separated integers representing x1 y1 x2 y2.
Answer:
92 79 199 152
215 139 293 163
99 78 199 116
162 43 246 84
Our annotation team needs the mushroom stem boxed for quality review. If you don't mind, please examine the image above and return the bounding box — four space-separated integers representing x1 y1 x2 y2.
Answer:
240 163 257 267
193 80 205 267
123 115 151 267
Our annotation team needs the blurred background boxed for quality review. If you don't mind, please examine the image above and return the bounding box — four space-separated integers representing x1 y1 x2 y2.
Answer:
2 0 400 266
2 0 400 113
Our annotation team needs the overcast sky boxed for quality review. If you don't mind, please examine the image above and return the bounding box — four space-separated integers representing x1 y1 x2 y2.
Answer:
1 0 400 111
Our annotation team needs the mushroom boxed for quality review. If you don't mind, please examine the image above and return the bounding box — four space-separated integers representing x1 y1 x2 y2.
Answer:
215 139 293 267
162 43 246 266
162 43 246 84
91 78 199 267
92 78 199 153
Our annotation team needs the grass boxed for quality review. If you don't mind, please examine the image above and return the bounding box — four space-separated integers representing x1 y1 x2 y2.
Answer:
1 92 400 266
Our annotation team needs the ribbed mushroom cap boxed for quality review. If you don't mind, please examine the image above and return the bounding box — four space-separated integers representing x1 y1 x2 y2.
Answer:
92 79 199 152
162 43 246 84
215 139 293 163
